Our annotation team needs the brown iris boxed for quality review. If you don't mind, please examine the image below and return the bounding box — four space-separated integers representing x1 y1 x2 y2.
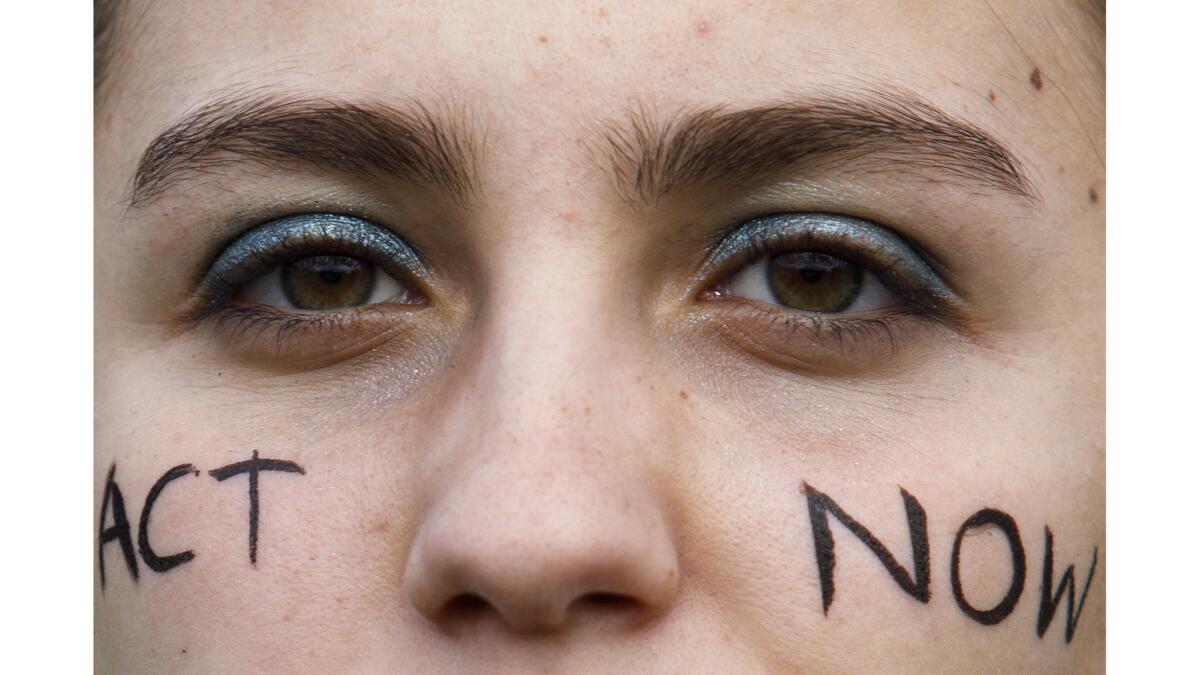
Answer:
767 252 863 312
281 256 376 310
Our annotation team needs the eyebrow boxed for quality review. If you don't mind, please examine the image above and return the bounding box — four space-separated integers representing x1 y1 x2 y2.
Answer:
596 89 1038 205
129 92 481 206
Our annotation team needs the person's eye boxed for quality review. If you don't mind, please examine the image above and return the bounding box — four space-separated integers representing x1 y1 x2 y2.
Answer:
696 213 965 368
195 213 427 314
238 255 415 310
186 213 430 361
722 251 899 314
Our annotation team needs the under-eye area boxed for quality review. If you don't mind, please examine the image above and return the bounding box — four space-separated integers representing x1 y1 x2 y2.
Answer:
184 213 432 361
694 213 966 368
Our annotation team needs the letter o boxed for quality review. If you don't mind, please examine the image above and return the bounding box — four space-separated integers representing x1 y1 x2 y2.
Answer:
950 508 1026 625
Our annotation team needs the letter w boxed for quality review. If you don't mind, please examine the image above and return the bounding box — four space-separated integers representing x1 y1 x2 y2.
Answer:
1037 526 1098 643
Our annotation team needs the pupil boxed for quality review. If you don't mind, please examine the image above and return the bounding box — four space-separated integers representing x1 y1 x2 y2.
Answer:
799 268 824 283
319 270 344 285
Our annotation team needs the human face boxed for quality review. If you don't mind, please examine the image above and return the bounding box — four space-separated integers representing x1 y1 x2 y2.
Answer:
95 0 1104 671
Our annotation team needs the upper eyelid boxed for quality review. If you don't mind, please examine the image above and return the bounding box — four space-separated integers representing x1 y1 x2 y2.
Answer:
186 213 428 321
201 213 427 287
700 213 965 315
198 211 959 312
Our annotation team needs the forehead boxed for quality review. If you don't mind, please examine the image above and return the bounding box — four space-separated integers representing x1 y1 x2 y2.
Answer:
109 1 1076 105
123 1 1004 86
102 0 1100 194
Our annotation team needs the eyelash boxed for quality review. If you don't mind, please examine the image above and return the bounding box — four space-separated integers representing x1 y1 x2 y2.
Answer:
186 214 425 320
714 295 928 354
198 302 378 346
175 213 436 363
712 218 951 300
188 211 961 364
696 213 964 355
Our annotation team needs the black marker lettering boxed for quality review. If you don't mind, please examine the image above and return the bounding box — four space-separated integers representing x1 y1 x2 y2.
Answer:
950 508 1026 625
803 483 931 615
1036 526 1098 643
138 463 200 573
209 450 305 565
98 463 138 589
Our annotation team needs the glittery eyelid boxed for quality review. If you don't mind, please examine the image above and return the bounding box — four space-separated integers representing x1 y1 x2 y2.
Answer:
187 213 427 322
700 213 965 318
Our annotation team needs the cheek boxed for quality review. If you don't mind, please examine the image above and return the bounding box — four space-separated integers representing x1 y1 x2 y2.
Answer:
97 301 1102 670
96 360 440 668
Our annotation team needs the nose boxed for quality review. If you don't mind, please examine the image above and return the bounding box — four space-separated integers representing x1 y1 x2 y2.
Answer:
403 280 682 634
404 473 680 633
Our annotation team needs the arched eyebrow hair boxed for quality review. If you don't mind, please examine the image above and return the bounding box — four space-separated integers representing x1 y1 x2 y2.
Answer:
128 88 1035 209
129 92 482 206
595 89 1039 205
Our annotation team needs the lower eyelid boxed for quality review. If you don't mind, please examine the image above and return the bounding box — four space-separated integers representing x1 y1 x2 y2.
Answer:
196 301 423 368
693 295 945 372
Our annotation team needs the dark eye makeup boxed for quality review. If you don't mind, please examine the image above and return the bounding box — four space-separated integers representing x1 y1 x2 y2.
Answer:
189 213 428 321
700 213 962 318
186 210 964 365
693 213 966 363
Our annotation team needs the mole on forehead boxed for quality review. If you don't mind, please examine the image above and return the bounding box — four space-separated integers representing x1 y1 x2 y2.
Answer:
109 0 1052 114
110 0 1071 211
122 0 997 63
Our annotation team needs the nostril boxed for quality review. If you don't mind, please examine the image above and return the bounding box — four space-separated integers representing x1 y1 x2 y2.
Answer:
574 591 640 612
436 590 646 632
404 483 682 633
442 592 491 619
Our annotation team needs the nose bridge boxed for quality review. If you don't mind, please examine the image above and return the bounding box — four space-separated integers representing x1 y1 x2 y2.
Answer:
403 247 681 632
479 234 644 437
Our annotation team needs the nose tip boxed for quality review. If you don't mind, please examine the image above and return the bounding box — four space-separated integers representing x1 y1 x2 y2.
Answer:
404 501 680 634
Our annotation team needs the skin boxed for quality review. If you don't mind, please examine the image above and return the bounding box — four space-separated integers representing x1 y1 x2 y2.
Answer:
95 1 1104 672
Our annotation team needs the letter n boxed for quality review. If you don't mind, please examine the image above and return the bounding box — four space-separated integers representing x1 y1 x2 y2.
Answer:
804 482 931 615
